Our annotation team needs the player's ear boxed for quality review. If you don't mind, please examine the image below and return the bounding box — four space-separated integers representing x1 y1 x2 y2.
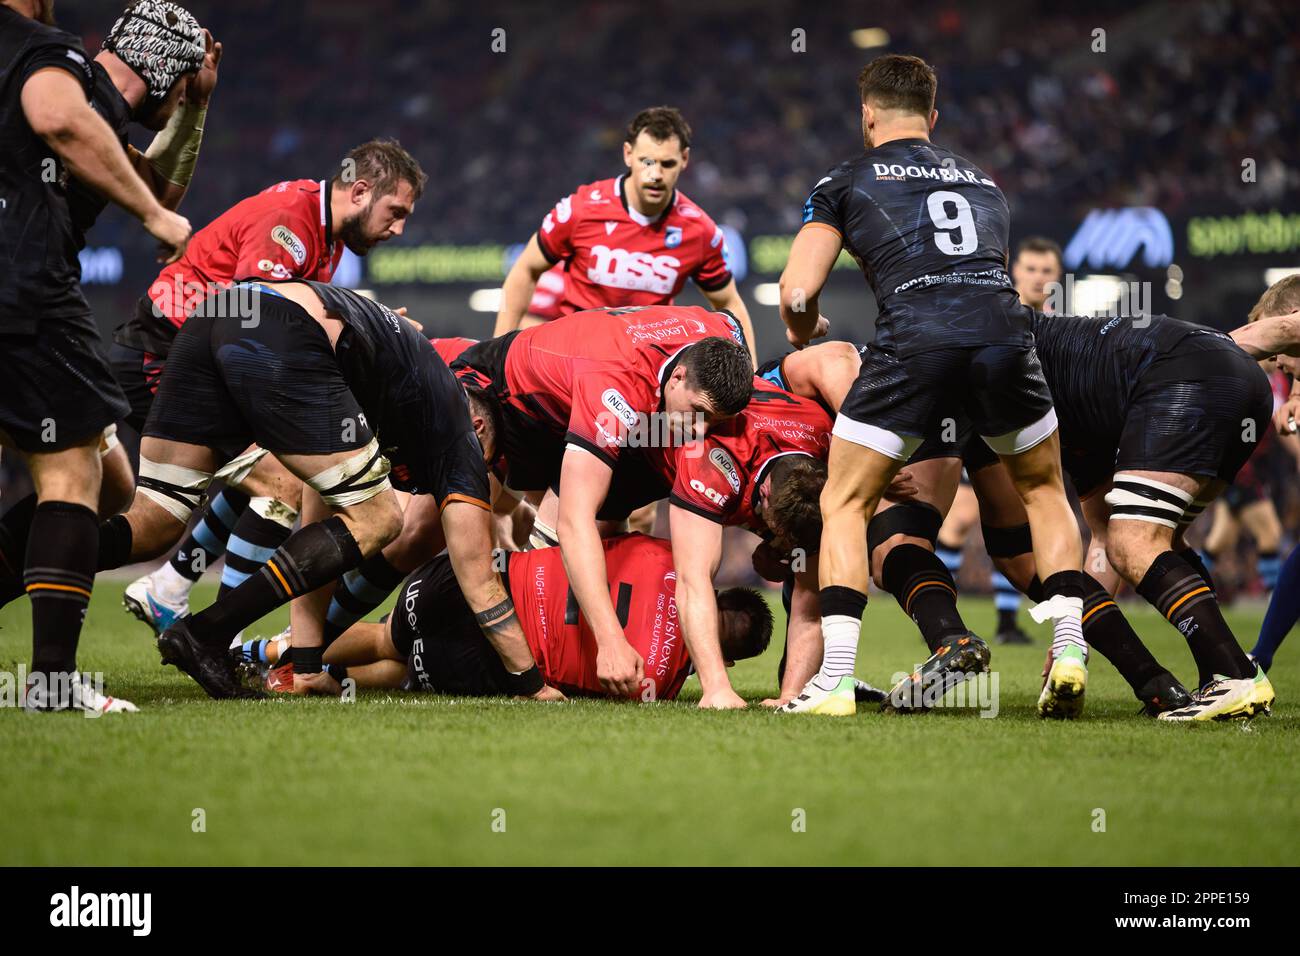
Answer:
350 178 373 209
929 109 938 131
680 146 690 169
623 141 633 169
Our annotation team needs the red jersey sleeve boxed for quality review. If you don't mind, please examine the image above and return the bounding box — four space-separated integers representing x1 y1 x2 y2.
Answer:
693 219 732 292
668 439 742 523
563 364 649 468
232 205 321 281
535 191 579 264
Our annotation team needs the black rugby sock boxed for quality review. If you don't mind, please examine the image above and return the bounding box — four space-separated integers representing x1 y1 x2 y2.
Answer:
880 544 966 653
1136 551 1255 686
185 517 363 648
1077 573 1164 694
321 553 406 645
26 502 99 675
217 502 296 600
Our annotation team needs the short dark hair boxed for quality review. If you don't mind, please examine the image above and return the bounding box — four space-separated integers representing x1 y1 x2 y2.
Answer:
680 338 753 416
857 54 937 117
1014 236 1063 268
1249 274 1300 324
765 455 828 553
462 383 501 453
332 139 427 201
716 587 773 662
625 106 692 150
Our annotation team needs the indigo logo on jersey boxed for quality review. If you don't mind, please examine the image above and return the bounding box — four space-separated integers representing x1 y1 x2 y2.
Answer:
1063 207 1174 270
665 226 682 249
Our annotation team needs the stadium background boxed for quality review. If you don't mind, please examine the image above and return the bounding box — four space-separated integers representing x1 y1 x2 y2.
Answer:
7 0 1300 591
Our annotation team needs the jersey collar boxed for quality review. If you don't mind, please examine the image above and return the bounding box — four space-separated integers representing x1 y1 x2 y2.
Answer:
617 174 675 227
319 179 334 246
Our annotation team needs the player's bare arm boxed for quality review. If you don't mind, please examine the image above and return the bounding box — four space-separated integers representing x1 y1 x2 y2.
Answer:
1230 310 1300 359
21 67 190 261
778 224 840 347
494 234 552 337
556 447 644 697
764 567 822 707
669 505 746 709
442 498 564 701
700 279 758 367
781 340 863 410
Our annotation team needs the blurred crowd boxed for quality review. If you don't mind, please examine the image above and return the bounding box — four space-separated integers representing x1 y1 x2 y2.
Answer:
65 0 1298 248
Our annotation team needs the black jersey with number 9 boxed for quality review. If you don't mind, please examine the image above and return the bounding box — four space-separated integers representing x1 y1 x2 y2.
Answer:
802 138 1032 358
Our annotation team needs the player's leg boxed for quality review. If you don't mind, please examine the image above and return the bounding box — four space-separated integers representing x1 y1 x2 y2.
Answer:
970 344 1088 718
1200 499 1239 591
869 454 994 711
964 438 1032 644
1239 498 1283 591
935 482 976 582
1252 541 1300 671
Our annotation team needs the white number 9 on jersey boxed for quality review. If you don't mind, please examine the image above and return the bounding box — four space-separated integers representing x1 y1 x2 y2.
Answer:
927 190 977 255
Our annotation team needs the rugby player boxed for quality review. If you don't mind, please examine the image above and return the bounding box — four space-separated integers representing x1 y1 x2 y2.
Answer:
778 54 1087 715
453 303 754 705
245 534 772 703
84 280 559 703
117 139 424 636
0 1 215 596
0 0 192 713
493 106 757 365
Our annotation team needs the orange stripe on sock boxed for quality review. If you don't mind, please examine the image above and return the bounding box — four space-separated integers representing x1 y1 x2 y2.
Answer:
265 560 292 596
1166 586 1210 620
26 582 92 599
1081 600 1115 625
905 580 955 613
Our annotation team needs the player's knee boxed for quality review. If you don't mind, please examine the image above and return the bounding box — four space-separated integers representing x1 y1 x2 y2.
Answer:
355 493 405 555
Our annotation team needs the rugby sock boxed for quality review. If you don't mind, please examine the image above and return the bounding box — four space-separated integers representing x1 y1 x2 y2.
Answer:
880 544 965 653
1136 551 1254 686
25 502 98 675
97 514 134 571
1251 543 1300 672
936 543 963 575
814 586 867 691
1025 575 1045 603
1078 573 1164 693
168 488 249 587
1035 570 1087 661
992 571 1022 632
217 496 298 599
1257 550 1281 591
323 553 405 645
185 517 363 649
1178 547 1216 592
0 493 37 607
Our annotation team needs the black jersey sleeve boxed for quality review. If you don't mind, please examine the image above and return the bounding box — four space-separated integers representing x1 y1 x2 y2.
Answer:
801 165 853 233
17 36 94 92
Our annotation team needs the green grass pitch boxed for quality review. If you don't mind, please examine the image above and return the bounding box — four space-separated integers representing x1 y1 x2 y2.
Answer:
1 579 1296 866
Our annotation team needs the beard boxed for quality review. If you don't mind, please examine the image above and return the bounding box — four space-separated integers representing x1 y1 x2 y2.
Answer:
338 208 378 256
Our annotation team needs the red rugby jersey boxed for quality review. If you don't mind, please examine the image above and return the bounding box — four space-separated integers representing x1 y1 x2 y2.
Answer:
508 534 691 700
526 263 567 321
649 377 832 532
146 178 344 325
534 176 731 314
431 336 478 367
503 303 748 467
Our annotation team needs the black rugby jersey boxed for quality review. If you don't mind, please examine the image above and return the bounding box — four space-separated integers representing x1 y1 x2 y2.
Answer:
0 7 96 332
1029 311 1232 449
67 60 133 250
303 281 491 508
802 138 1031 358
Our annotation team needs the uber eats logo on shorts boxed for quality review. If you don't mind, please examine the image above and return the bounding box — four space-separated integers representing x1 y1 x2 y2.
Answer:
50 886 151 936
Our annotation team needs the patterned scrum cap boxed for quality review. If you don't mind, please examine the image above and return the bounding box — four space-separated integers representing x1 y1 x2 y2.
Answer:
102 1 205 104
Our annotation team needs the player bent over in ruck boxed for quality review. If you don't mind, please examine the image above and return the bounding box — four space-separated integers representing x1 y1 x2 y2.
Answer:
89 280 557 701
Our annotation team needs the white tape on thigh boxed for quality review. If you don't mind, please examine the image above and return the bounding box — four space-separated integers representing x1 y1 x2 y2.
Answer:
1104 475 1193 529
213 446 270 486
308 439 391 507
138 457 213 523
99 424 120 458
249 495 299 529
527 518 559 550
1177 498 1211 529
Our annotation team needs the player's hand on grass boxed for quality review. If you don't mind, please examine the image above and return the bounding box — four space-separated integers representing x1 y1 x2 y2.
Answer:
596 635 644 697
786 314 830 349
760 696 791 708
186 29 223 108
698 686 747 710
529 684 567 702
145 207 191 263
292 670 341 696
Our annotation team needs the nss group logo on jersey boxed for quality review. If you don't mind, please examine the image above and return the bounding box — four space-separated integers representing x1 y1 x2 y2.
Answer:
587 245 681 294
